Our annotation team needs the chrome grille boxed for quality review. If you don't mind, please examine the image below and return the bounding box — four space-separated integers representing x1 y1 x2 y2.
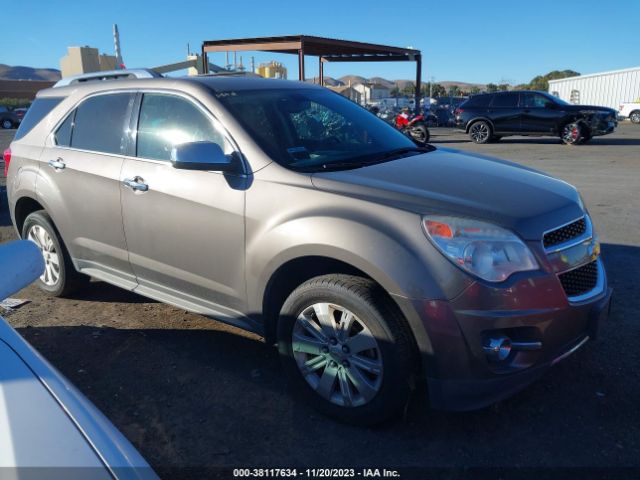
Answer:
558 261 598 297
543 218 587 249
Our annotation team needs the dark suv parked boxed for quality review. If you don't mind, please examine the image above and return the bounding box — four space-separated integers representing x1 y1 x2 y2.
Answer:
455 91 617 144
0 106 20 130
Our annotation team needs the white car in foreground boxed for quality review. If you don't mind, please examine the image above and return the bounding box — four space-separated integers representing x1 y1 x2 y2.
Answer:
618 102 640 123
0 240 158 480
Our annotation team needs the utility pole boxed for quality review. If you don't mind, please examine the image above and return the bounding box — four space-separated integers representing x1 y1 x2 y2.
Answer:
113 24 124 69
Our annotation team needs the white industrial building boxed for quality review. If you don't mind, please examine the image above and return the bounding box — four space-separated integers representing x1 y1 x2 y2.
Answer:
548 66 640 111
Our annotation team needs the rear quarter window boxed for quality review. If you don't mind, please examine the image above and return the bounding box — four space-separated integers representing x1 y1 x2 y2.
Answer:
463 95 492 108
13 97 63 141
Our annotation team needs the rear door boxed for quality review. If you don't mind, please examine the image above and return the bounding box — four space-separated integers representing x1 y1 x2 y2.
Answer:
120 92 247 316
520 92 565 134
488 92 521 133
37 92 137 288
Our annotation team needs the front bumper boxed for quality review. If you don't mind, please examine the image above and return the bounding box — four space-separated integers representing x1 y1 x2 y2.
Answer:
392 259 611 411
590 118 617 136
426 287 611 410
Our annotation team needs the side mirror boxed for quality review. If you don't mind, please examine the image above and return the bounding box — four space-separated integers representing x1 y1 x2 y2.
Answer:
0 240 45 300
171 141 234 172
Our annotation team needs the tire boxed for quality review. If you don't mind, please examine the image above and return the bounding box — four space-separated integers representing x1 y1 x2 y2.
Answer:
409 124 430 144
1 118 13 130
468 120 492 144
22 211 88 297
630 111 640 124
277 274 416 426
560 122 583 145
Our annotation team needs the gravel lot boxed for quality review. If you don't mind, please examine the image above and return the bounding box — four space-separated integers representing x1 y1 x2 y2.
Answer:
1 125 639 476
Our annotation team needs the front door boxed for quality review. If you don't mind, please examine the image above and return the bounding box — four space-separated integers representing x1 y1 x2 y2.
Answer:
520 92 566 134
120 92 247 315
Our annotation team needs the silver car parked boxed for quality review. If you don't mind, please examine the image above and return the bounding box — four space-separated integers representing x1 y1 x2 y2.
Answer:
5 70 611 425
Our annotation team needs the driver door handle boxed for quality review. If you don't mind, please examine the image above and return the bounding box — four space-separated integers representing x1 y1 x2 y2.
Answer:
48 159 66 170
123 177 149 192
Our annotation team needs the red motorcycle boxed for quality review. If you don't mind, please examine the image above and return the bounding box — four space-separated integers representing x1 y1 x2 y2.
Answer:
395 111 430 144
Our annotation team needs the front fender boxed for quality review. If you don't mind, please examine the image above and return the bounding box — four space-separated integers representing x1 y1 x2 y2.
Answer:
246 213 473 314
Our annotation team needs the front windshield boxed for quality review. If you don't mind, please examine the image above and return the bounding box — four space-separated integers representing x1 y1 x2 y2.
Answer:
216 87 420 171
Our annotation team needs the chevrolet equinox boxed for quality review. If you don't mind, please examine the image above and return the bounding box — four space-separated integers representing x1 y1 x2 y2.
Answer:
4 71 612 425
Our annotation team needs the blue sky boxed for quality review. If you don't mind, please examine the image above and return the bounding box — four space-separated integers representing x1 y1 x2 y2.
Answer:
4 0 639 84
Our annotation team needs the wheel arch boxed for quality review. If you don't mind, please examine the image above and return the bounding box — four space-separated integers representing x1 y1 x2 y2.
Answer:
465 117 495 133
13 195 47 236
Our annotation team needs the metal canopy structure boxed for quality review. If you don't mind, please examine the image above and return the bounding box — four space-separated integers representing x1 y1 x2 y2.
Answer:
201 35 423 111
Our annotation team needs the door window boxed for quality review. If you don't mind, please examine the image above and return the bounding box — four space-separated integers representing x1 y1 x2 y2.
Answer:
136 93 231 161
490 93 519 108
522 93 555 108
71 93 133 154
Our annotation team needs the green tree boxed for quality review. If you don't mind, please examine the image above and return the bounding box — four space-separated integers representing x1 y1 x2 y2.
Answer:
401 82 415 97
486 83 498 93
469 86 481 95
448 85 460 97
528 70 580 91
498 83 510 91
430 83 446 97
390 86 401 98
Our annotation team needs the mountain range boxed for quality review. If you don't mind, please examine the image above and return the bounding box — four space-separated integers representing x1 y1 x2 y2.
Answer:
0 64 486 90
0 64 61 81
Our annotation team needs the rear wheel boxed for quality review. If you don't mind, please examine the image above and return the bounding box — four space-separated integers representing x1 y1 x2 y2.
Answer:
409 124 430 144
22 211 88 297
630 111 640 124
560 122 583 145
277 274 415 426
468 121 492 144
1 119 13 130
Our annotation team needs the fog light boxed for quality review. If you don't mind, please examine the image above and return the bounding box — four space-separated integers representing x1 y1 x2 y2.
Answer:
483 335 512 362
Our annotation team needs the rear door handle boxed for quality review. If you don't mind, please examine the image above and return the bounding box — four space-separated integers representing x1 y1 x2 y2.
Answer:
123 177 149 192
48 159 66 170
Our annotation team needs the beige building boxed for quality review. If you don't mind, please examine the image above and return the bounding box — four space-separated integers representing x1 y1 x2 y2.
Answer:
326 86 362 104
60 47 118 78
256 61 287 79
353 83 390 104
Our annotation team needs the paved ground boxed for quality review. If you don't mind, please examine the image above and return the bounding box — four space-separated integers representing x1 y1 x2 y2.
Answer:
1 125 639 474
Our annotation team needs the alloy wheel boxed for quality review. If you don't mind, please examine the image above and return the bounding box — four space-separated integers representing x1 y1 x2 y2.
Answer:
631 112 640 124
470 122 490 143
2 120 12 129
292 302 383 407
27 225 60 286
562 123 581 144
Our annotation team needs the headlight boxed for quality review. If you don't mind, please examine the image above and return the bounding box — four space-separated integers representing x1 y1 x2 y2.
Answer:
422 216 538 282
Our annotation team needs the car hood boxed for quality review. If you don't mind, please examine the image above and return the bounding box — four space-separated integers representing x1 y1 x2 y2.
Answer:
311 148 584 240
565 104 617 116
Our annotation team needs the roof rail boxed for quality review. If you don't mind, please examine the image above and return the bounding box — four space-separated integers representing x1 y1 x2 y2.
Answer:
53 69 162 88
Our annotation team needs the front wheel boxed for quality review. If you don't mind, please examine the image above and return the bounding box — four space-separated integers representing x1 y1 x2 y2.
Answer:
22 211 88 296
468 120 492 144
630 111 640 124
1 119 13 129
561 122 584 145
277 275 415 426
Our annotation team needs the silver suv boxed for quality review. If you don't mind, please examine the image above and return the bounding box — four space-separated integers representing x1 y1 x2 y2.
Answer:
5 71 611 425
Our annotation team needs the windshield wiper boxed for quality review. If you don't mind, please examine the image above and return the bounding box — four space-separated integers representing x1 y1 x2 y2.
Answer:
298 146 434 172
